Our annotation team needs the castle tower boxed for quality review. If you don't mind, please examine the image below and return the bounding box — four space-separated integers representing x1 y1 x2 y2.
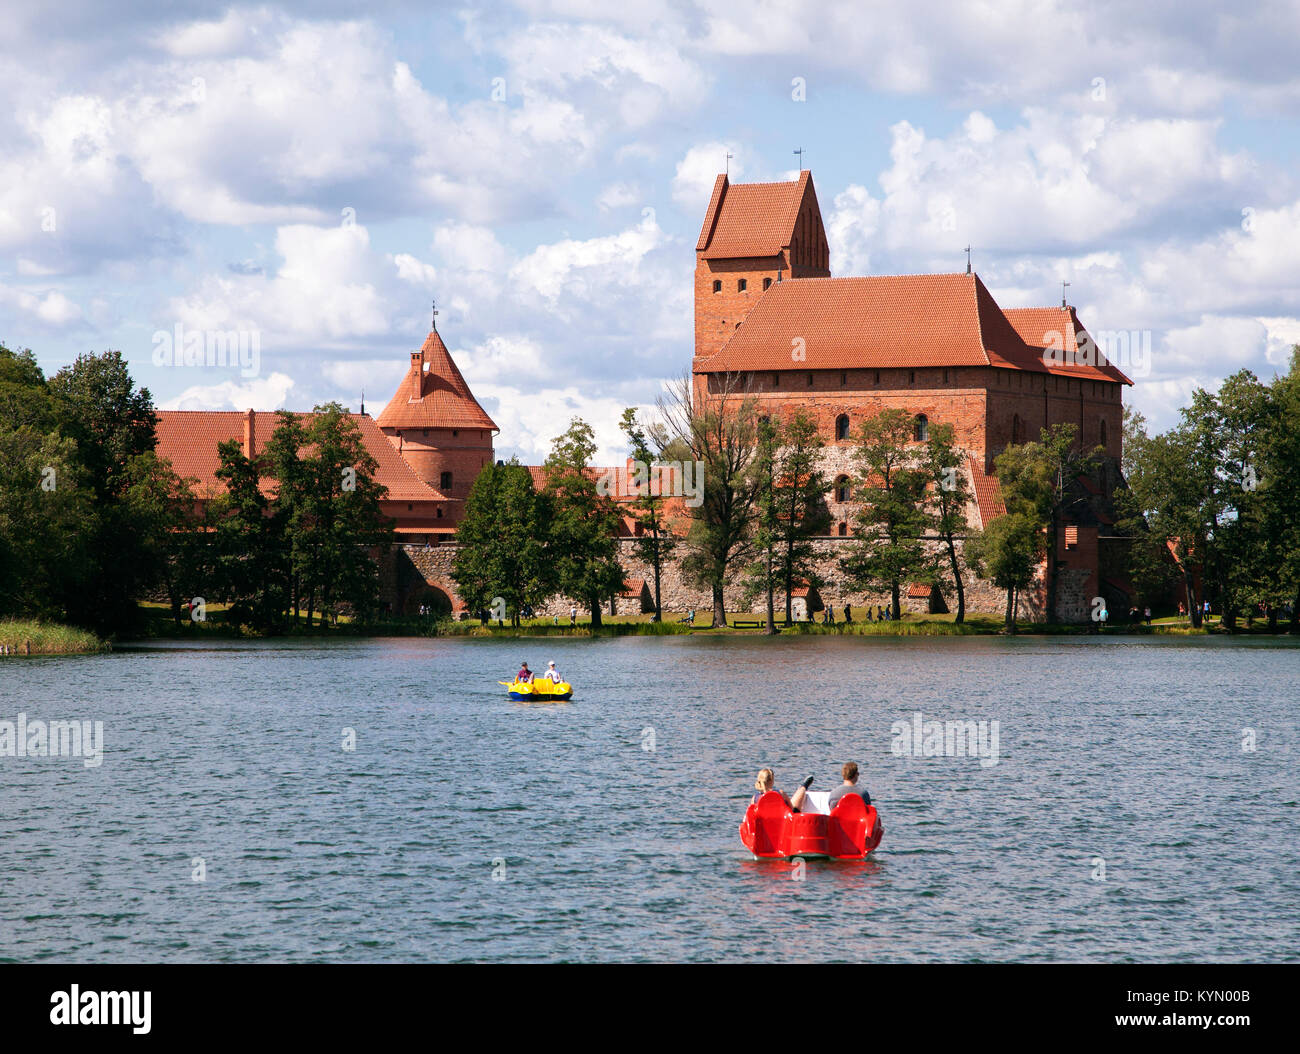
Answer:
693 170 830 369
376 325 497 506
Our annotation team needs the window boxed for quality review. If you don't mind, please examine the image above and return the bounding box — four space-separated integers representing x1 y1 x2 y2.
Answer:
772 373 780 387
713 280 721 293
840 371 847 386
909 370 916 385
835 414 850 441
423 428 428 436
1100 418 1108 449
835 475 851 502
914 414 929 442
807 373 814 386
763 277 772 291
1012 414 1023 444
440 471 453 491
838 522 848 536
943 369 950 384
738 279 747 292
874 370 881 385
436 508 443 519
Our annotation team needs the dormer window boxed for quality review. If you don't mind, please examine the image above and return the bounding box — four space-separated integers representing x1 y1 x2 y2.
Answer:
738 279 747 292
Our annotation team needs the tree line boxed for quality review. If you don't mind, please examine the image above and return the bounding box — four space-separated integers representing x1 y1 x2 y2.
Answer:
0 345 394 637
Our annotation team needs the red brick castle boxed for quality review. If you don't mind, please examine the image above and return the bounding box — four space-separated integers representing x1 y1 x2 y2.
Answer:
156 168 1133 621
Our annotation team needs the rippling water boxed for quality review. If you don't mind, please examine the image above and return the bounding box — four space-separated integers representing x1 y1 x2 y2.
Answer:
1 634 1297 962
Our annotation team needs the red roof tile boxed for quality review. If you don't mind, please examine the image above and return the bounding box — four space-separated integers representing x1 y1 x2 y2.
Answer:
376 328 498 431
696 272 1019 372
156 409 442 503
907 583 932 598
967 454 1006 528
1002 306 1133 385
696 172 811 259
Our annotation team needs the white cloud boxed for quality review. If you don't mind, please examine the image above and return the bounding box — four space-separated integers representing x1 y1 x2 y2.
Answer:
672 141 742 210
162 371 296 411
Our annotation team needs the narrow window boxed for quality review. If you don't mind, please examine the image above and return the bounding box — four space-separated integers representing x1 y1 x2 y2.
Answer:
840 371 847 386
773 373 780 387
914 414 929 442
835 475 851 502
1012 414 1023 444
440 471 453 491
738 278 747 292
874 370 881 385
763 277 772 291
713 280 721 293
909 370 916 384
436 508 443 519
838 522 848 537
807 373 813 386
835 414 849 441
1100 418 1108 449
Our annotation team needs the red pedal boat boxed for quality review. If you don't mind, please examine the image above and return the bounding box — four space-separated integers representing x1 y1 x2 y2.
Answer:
740 790 883 860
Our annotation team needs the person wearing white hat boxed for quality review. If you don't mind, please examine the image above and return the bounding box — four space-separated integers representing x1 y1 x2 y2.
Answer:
544 660 564 683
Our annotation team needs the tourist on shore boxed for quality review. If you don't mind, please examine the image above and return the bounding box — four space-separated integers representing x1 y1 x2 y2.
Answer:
844 603 852 623
752 768 813 813
1144 606 1152 624
544 660 564 683
827 762 872 808
516 662 533 683
570 605 577 626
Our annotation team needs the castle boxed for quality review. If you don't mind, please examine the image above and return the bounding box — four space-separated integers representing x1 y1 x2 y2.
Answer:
156 168 1133 622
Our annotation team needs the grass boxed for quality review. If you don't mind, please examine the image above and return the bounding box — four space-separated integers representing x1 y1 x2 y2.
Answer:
0 620 107 655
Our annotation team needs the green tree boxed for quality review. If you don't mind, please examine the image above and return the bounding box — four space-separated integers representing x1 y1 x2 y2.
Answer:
452 459 552 626
840 409 932 620
966 511 1044 632
658 372 762 627
741 415 781 633
619 407 677 622
543 418 624 628
772 410 830 623
213 438 287 633
921 422 973 623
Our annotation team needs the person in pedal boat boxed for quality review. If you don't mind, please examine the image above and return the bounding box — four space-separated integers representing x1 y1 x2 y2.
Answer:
826 761 871 808
543 660 564 683
515 662 533 683
753 768 814 813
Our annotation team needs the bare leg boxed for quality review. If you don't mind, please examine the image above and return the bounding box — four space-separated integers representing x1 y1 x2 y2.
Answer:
790 786 808 812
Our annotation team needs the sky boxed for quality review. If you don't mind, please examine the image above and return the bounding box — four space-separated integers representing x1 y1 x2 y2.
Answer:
3 0 1300 464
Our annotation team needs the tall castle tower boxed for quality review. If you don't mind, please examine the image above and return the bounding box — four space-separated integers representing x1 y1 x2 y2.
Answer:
376 322 497 514
693 170 830 369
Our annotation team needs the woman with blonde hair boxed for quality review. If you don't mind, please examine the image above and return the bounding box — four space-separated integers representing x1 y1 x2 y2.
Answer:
752 768 813 812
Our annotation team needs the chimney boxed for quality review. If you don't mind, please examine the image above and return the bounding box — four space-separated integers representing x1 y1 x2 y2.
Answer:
409 351 424 402
243 409 256 458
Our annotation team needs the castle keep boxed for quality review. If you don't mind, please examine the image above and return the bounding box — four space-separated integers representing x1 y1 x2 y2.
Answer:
155 168 1132 621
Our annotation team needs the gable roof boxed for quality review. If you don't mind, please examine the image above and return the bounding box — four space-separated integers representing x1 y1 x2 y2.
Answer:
696 272 1021 372
1002 306 1133 385
696 172 812 259
155 409 443 503
376 328 498 431
967 454 1007 528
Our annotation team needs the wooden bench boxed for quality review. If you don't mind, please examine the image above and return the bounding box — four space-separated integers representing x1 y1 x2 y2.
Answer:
730 619 768 629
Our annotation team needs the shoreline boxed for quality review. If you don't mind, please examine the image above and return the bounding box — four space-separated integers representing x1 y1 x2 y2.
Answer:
0 621 109 656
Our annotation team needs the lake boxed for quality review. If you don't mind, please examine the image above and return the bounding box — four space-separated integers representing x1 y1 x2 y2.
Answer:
1 634 1297 962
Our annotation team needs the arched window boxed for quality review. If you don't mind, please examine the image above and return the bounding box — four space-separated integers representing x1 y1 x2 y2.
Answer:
1012 414 1023 445
763 277 772 290
913 414 929 442
712 280 721 293
837 522 848 536
835 414 849 441
1100 418 1108 449
835 475 851 503
738 278 747 292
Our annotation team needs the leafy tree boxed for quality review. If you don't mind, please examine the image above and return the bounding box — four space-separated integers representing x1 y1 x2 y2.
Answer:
542 418 624 627
657 372 762 627
619 407 677 621
840 409 933 620
452 460 552 627
741 415 781 633
966 511 1044 632
772 410 830 623
921 422 973 623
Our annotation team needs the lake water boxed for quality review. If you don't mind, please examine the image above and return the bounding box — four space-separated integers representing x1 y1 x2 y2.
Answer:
2 634 1297 963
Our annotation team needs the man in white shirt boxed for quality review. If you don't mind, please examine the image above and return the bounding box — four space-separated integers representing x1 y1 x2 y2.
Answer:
544 661 564 683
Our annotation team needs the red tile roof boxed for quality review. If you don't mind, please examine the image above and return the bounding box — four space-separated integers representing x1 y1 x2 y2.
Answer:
376 328 498 431
1002 306 1133 385
156 409 442 503
695 272 1024 372
967 454 1006 528
696 172 811 259
907 583 933 598
620 578 648 597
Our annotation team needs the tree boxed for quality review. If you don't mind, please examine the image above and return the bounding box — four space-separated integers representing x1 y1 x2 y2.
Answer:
542 418 624 627
966 511 1044 632
451 460 552 627
772 410 830 623
741 415 781 633
658 372 762 627
840 409 932 620
213 438 287 633
619 407 677 621
921 422 973 623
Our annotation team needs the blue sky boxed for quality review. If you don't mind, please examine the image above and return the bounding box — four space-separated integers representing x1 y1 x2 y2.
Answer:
3 1 1300 462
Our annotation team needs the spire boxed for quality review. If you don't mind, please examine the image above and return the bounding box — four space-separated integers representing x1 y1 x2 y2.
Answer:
376 326 497 432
